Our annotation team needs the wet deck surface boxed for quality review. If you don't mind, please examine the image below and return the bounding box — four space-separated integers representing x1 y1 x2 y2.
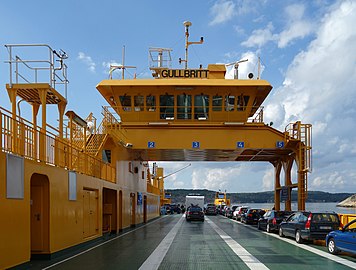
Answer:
16 214 356 270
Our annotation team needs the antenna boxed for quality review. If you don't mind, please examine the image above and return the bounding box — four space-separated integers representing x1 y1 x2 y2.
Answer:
226 59 248 79
109 45 136 79
179 21 204 69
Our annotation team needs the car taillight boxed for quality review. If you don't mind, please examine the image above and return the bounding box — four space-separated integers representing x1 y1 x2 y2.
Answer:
188 212 192 215
305 213 312 230
248 214 252 217
272 218 277 225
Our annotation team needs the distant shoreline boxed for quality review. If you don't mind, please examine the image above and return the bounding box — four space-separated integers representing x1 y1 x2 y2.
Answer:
165 189 354 204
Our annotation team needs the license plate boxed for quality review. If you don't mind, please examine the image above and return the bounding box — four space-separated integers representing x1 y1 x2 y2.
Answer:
320 226 331 230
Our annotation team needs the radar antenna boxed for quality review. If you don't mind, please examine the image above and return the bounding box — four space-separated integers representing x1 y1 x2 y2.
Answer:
225 59 248 79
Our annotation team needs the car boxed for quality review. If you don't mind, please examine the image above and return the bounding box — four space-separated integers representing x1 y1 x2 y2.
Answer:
225 205 239 218
279 211 340 243
326 219 356 255
241 208 266 224
233 206 249 221
186 206 205 221
163 204 172 214
204 203 217 215
160 206 167 215
258 210 294 233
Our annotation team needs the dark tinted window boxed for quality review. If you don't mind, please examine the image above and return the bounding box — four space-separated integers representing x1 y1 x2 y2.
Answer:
190 207 202 211
312 213 339 223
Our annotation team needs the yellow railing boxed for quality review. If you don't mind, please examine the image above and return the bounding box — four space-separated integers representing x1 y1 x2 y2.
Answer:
0 106 116 182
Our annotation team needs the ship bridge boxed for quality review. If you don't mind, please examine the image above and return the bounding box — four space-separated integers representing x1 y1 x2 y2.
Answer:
96 21 312 211
97 64 311 211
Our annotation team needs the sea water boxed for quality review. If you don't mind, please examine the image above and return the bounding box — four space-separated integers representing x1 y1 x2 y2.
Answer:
245 202 356 215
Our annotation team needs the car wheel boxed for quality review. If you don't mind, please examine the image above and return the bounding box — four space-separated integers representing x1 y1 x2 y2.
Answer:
295 230 303 244
328 238 338 254
279 227 284 237
267 224 271 233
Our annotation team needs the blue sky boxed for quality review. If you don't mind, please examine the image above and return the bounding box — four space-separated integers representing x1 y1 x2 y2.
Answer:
1 0 355 193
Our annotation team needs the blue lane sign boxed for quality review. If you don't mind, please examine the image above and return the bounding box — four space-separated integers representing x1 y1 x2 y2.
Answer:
148 141 155 148
237 141 245 148
276 141 284 148
192 141 200 148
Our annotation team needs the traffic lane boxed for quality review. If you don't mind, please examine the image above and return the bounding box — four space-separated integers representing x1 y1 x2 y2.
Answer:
211 215 355 270
44 215 181 270
159 216 250 270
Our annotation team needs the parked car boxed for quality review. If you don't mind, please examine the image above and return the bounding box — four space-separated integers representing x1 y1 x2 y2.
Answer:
279 211 340 243
241 208 266 224
186 206 205 222
160 206 167 215
204 204 217 215
226 205 239 218
233 206 249 221
258 210 294 233
326 219 356 255
162 204 172 214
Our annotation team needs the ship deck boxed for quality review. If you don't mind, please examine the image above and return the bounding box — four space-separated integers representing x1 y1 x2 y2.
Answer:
17 215 356 270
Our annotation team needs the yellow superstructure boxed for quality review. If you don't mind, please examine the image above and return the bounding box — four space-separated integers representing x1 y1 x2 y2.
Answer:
214 191 231 206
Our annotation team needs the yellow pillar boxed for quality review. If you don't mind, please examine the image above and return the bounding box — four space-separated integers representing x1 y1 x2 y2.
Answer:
57 101 67 167
7 88 17 153
39 88 47 162
273 161 282 211
32 104 40 160
283 157 294 211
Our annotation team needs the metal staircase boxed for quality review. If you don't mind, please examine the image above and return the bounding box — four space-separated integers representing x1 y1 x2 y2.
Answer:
285 121 312 200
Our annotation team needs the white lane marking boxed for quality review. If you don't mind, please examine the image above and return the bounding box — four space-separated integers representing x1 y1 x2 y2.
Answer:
229 218 356 269
206 217 269 270
139 216 184 270
267 230 356 269
42 215 170 269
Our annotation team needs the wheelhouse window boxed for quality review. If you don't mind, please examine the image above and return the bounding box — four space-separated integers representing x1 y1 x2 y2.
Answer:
212 95 222 111
237 95 250 111
160 94 174 119
177 94 192 119
194 94 209 120
134 95 144 111
119 95 131 111
225 95 235 111
146 95 156 111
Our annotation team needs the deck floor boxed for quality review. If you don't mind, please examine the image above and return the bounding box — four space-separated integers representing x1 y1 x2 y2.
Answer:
13 214 356 270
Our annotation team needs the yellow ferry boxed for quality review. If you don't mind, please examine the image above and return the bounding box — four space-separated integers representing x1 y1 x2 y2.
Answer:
1 21 314 269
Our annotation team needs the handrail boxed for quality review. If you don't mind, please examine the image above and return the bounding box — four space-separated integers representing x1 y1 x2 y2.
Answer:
4 43 68 99
0 106 115 183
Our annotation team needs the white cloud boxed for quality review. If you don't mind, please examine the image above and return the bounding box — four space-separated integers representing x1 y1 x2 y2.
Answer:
264 0 356 191
277 4 314 48
209 0 236 26
241 22 276 48
262 168 274 191
77 52 96 72
241 4 314 48
192 166 243 190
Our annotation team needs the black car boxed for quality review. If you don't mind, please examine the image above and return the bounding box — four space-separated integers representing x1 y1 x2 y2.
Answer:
258 210 293 233
241 208 266 224
204 204 217 215
186 206 204 221
279 211 340 243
